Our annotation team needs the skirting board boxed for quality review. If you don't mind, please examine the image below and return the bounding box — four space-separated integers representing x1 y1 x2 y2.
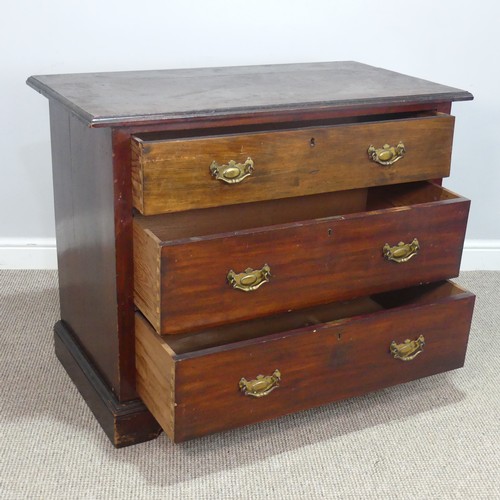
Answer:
460 239 500 271
0 238 58 269
0 238 499 271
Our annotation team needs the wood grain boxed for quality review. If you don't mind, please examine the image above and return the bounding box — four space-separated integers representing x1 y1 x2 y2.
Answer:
134 182 470 335
135 315 175 441
132 113 455 214
135 281 475 442
133 223 162 333
131 138 145 214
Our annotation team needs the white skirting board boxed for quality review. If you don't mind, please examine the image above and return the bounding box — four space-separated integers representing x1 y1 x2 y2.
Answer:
0 238 58 270
459 239 500 271
0 238 499 271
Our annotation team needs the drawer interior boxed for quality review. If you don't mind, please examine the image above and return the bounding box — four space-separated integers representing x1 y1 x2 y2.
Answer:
134 181 464 244
158 280 468 356
133 110 441 142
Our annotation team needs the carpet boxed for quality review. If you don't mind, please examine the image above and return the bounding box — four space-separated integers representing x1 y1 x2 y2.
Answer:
1 270 499 499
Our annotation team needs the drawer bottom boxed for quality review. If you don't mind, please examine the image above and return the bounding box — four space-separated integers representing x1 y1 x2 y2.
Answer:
135 281 475 442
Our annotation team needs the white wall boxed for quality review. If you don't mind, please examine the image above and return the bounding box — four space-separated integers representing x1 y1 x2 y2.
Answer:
2 0 499 269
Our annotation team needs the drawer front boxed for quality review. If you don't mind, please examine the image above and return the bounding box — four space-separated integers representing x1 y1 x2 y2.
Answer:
135 282 475 442
133 184 469 335
132 114 455 215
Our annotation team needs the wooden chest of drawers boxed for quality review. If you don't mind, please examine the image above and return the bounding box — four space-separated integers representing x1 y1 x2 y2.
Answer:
28 61 475 446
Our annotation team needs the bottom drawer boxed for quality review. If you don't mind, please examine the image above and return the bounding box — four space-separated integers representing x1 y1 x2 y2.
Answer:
135 281 475 442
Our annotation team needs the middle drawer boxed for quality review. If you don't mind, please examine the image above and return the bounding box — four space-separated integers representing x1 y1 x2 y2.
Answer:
133 181 469 335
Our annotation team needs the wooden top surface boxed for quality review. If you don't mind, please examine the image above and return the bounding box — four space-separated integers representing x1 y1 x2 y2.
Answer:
27 61 472 127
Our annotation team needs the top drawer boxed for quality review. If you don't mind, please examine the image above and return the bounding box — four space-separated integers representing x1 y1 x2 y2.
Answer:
131 113 455 215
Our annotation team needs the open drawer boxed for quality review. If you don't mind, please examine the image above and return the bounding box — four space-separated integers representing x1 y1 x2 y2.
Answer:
131 112 455 214
135 280 475 442
133 181 470 335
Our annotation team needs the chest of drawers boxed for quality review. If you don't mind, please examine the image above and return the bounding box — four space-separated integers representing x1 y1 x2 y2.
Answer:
28 61 475 446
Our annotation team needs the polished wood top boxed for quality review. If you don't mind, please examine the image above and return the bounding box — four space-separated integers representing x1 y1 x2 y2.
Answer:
27 61 472 127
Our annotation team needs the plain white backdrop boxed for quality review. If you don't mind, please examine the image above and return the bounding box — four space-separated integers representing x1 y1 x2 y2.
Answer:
1 0 499 268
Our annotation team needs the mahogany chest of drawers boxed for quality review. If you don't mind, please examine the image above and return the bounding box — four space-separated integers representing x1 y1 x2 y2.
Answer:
28 61 475 446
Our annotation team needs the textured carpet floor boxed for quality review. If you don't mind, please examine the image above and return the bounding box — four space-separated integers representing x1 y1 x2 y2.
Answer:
0 270 499 499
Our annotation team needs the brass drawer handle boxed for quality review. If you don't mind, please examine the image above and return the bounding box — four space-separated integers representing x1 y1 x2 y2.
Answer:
227 264 271 292
383 238 419 263
368 141 406 165
239 369 281 397
390 335 425 361
210 157 254 184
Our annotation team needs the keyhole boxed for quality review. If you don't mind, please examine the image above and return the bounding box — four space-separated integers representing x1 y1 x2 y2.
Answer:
328 228 333 236
310 137 316 148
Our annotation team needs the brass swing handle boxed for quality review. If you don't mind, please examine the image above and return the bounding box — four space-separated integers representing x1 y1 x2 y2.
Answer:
239 369 281 397
227 264 271 292
383 238 420 263
390 335 425 361
368 141 406 166
210 157 254 184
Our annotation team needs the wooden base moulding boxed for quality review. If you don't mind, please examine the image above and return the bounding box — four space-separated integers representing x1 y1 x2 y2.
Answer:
54 321 161 447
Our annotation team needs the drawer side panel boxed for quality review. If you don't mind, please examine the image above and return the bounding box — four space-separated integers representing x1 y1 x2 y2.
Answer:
133 223 162 332
135 315 175 440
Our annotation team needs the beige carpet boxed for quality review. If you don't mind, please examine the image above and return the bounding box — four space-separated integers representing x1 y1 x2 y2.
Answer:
1 270 499 499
